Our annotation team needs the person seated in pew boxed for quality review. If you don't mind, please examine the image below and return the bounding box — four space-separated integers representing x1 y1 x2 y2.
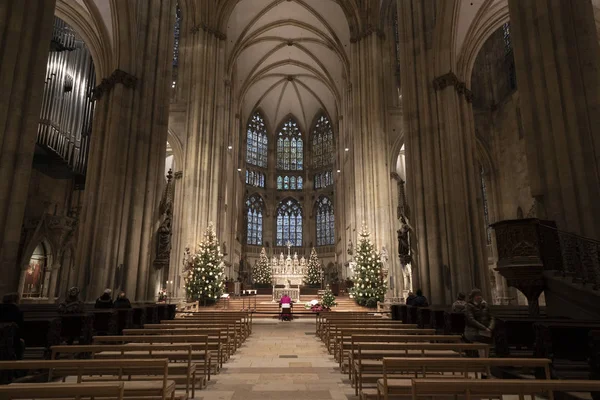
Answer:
405 292 416 306
464 288 495 358
58 287 84 314
113 292 131 309
412 289 429 307
1 293 25 359
95 289 114 309
452 292 467 313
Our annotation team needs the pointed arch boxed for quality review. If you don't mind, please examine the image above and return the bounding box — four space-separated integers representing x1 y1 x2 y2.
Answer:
276 198 303 246
311 112 334 169
316 195 334 246
245 193 265 245
276 115 304 171
246 110 268 168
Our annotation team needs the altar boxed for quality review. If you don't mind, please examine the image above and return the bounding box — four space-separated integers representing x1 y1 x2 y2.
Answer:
272 286 300 302
270 243 307 286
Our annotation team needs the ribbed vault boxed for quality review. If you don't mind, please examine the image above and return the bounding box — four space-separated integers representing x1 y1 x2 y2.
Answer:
226 0 350 132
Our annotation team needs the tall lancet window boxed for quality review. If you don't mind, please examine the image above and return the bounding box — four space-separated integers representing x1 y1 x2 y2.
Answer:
277 117 303 170
246 112 268 168
246 194 264 245
276 198 303 246
316 196 334 246
172 3 181 87
480 165 491 244
312 114 333 168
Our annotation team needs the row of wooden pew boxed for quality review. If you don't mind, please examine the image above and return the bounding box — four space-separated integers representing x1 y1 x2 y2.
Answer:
318 311 600 400
0 310 251 400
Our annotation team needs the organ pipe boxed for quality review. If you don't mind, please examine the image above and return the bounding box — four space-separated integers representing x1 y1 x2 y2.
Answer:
38 17 95 176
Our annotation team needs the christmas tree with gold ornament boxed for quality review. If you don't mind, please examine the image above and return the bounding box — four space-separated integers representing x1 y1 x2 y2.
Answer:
351 223 386 308
183 223 225 305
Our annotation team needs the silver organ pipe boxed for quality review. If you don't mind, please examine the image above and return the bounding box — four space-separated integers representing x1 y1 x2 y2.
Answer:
38 17 95 176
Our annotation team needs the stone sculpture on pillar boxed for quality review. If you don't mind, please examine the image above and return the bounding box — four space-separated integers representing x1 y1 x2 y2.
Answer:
154 170 174 270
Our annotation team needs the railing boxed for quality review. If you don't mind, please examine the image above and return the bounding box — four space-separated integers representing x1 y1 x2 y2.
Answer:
541 223 600 290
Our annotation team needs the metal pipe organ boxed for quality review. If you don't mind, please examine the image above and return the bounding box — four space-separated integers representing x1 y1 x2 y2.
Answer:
38 17 95 175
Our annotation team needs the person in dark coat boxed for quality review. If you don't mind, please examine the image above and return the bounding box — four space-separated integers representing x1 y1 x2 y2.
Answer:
464 288 494 357
1 293 24 359
113 292 131 309
405 292 416 306
95 289 114 309
452 292 467 313
412 289 429 307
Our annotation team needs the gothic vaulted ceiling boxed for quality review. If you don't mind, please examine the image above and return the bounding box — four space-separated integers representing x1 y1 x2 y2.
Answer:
226 0 350 133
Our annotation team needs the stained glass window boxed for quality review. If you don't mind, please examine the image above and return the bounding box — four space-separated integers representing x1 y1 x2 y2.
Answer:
245 169 265 188
312 114 333 168
276 176 302 190
314 170 333 189
172 3 182 88
480 165 492 244
246 194 264 245
247 112 268 168
276 199 303 246
277 117 303 171
316 196 334 246
502 22 512 54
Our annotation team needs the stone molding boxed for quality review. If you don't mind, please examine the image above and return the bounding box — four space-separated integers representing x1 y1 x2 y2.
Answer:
432 71 473 103
350 25 384 43
92 69 137 100
190 23 226 40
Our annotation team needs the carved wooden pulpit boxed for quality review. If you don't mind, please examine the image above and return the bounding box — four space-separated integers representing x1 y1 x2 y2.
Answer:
492 218 562 317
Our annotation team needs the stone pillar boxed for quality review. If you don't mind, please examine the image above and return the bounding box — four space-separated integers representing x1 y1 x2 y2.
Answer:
75 0 176 302
397 0 489 304
0 0 56 295
348 30 396 276
508 0 600 240
179 19 227 255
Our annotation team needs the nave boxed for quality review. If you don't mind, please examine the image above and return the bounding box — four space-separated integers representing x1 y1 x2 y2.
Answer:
199 319 354 400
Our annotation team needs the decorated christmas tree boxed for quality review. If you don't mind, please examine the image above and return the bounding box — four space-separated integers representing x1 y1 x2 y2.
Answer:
304 248 322 287
352 223 386 307
183 222 225 305
253 247 272 285
321 288 337 309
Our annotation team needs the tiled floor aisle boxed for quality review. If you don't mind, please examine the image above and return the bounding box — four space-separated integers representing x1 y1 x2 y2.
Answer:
197 319 358 400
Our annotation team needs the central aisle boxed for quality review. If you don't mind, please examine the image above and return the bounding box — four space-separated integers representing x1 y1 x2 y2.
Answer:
198 319 357 400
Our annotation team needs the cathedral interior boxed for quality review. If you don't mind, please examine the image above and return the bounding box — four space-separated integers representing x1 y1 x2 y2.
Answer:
1 0 600 318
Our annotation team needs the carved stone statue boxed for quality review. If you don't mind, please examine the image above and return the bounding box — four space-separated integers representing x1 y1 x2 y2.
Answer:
154 208 172 269
380 246 389 277
398 215 412 265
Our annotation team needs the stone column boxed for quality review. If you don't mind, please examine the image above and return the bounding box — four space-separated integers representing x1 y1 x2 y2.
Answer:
397 0 489 304
0 0 56 294
348 30 396 272
508 0 600 240
179 19 227 255
75 0 176 301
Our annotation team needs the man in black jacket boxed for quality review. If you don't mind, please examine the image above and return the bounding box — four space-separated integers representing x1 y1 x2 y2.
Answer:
1 293 25 359
95 289 114 309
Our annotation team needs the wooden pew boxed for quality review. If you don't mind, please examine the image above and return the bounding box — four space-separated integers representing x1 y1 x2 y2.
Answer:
409 379 600 400
0 359 178 400
353 342 490 396
0 382 125 400
92 334 218 376
173 312 251 336
124 327 234 362
317 313 382 337
329 328 434 357
322 320 410 344
376 357 552 400
51 344 203 396
338 334 462 372
154 320 247 348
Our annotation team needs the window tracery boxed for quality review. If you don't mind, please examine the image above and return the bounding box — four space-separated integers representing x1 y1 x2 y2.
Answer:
247 112 268 168
276 175 303 190
314 171 333 189
245 170 265 188
246 194 264 245
277 117 303 170
316 196 334 246
312 114 333 169
276 199 303 246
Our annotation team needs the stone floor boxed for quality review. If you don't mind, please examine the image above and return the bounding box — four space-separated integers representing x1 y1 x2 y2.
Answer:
196 319 357 400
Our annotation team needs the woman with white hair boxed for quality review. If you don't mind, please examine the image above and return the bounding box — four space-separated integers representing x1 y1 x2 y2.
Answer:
95 288 114 309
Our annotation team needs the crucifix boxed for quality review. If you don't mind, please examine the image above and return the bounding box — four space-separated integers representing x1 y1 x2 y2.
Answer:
286 241 292 257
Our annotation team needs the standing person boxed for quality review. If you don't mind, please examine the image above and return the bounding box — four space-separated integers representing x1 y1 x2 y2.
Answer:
113 292 132 309
464 288 494 357
95 289 114 309
452 292 467 313
1 293 25 359
412 289 429 307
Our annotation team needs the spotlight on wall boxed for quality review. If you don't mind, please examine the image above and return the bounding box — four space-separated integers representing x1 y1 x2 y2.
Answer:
345 148 349 152
228 145 232 150
337 169 341 173
237 168 242 172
